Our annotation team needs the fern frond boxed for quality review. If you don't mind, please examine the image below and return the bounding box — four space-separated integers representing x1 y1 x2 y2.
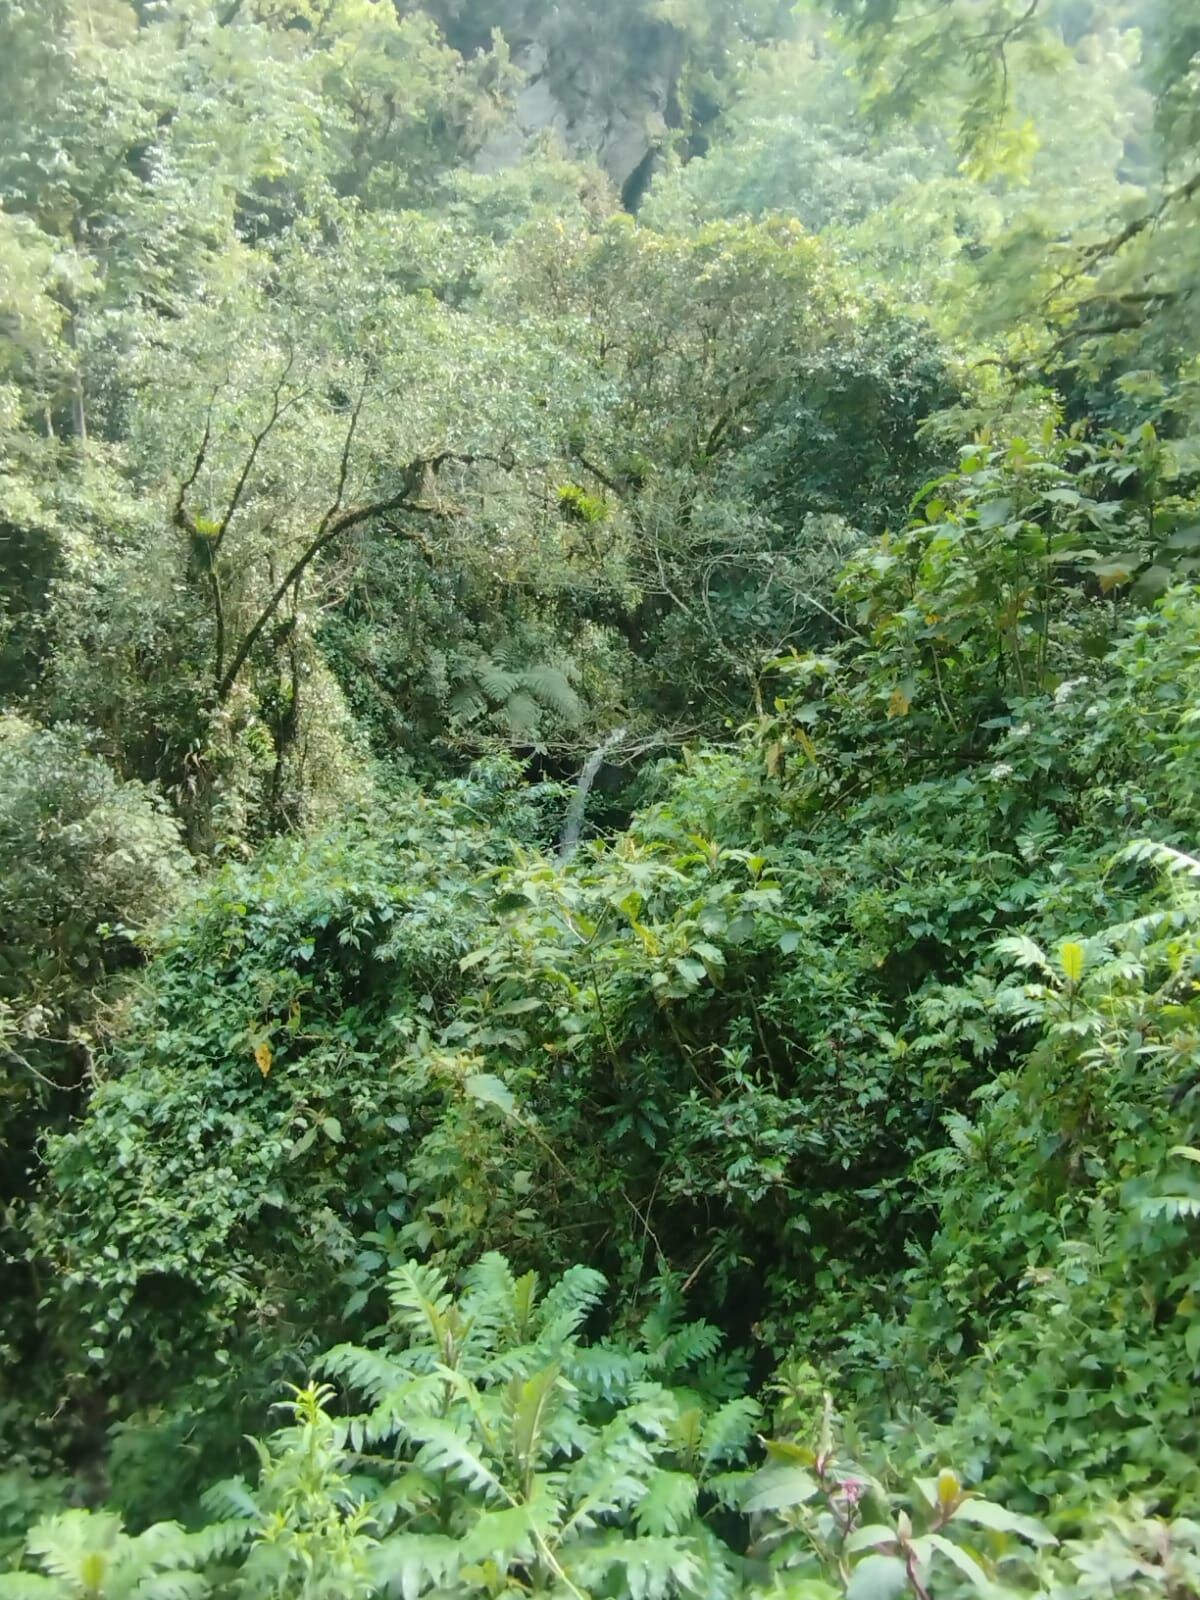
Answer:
686 1521 743 1600
1140 1195 1200 1219
994 934 1050 973
200 1476 258 1523
523 665 582 721
448 683 488 722
135 1573 210 1600
460 1252 520 1355
503 689 541 737
536 1264 607 1343
456 1504 540 1570
699 1396 760 1471
565 1343 644 1403
635 1470 699 1537
388 1261 457 1352
568 1533 702 1600
185 1519 252 1564
560 1394 676 1538
1121 838 1200 879
475 660 521 703
321 1343 412 1405
654 1319 723 1374
705 1468 754 1511
407 1418 509 1502
371 1532 463 1600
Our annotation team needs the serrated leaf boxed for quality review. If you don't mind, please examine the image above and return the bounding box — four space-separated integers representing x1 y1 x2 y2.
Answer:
635 1469 699 1536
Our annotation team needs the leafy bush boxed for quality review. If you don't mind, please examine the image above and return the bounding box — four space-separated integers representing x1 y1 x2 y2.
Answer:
0 1253 1074 1600
0 717 190 1458
0 717 190 1089
29 764 564 1506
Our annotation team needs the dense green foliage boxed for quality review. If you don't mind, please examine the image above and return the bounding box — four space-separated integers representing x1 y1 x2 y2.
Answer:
2 0 1200 1595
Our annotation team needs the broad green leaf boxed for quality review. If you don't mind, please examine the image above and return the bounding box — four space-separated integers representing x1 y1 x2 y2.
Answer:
465 1073 516 1117
742 1465 819 1513
952 1498 1056 1545
846 1552 909 1600
925 1534 991 1590
844 1523 898 1554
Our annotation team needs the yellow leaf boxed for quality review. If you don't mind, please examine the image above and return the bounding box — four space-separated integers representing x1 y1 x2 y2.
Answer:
81 1554 108 1593
887 687 911 719
254 1040 273 1078
1059 941 1085 984
937 1468 961 1508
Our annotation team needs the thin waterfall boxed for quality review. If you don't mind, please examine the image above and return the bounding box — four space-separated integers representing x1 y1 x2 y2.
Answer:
558 727 627 861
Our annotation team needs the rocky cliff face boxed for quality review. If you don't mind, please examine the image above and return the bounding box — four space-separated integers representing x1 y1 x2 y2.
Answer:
415 1 688 206
474 16 685 206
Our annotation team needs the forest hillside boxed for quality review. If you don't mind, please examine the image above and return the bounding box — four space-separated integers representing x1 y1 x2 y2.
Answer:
2 1 1200 1596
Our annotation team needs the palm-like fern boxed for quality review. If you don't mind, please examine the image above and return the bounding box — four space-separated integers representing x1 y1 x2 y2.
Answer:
319 1252 752 1598
448 654 582 739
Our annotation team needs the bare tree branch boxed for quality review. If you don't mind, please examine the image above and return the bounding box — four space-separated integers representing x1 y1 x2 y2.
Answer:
211 348 301 559
172 391 217 533
216 446 512 704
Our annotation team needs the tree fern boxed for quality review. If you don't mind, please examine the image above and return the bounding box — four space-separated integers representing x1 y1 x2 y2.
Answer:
474 661 521 704
447 653 582 738
522 665 581 722
503 688 542 738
